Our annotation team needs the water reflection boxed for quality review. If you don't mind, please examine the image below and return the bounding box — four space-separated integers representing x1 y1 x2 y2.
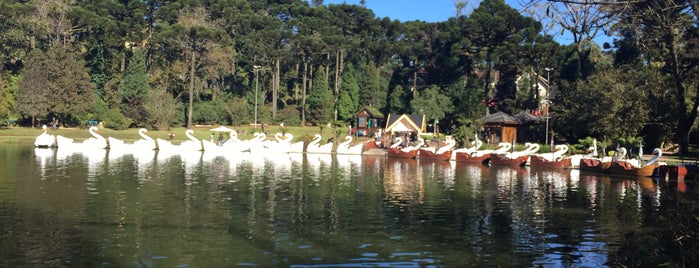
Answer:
5 146 696 266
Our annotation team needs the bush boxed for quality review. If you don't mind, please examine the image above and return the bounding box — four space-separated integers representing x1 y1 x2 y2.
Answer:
192 101 226 125
101 108 132 130
275 106 300 126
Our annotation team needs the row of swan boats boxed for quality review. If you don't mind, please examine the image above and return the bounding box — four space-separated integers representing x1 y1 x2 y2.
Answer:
34 126 670 177
34 125 366 155
383 135 668 177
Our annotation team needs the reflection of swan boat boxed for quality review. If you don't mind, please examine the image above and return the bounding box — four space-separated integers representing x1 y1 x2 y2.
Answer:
335 154 362 175
387 137 423 159
418 137 455 161
34 125 56 147
34 147 54 177
78 149 108 178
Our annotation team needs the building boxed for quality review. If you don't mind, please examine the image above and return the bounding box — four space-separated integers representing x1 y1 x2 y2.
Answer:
354 107 384 137
381 113 427 146
483 111 519 144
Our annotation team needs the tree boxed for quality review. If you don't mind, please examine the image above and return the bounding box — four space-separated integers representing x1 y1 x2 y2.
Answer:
611 0 699 155
122 48 150 126
467 0 541 112
17 45 95 126
556 67 648 141
386 85 409 115
336 64 360 122
0 77 13 121
47 45 96 122
409 86 455 125
144 86 179 130
165 5 227 128
358 61 385 109
16 49 50 127
307 67 332 125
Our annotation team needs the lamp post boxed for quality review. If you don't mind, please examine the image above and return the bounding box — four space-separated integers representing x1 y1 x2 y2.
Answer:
543 67 553 143
253 65 261 128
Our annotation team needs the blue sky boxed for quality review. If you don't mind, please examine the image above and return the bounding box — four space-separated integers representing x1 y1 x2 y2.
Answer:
311 0 461 23
308 0 613 46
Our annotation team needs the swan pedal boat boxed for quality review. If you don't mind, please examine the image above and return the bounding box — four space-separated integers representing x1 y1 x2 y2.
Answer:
386 137 423 159
489 142 536 167
34 125 56 147
418 138 455 161
335 135 364 155
580 147 664 177
529 144 579 168
607 148 664 177
453 137 491 164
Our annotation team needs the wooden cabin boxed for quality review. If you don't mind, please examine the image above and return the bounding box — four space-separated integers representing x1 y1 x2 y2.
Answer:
483 111 519 144
353 107 384 137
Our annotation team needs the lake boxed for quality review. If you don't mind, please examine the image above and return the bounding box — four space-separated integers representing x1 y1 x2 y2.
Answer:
0 144 696 267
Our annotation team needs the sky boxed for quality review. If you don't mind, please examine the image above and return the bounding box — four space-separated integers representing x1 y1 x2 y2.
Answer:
311 0 461 23
308 0 613 46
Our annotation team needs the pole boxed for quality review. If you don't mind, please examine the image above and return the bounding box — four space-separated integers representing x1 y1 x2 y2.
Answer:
544 67 553 144
253 65 261 128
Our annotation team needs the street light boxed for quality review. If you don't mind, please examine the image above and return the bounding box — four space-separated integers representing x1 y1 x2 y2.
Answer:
543 67 553 144
253 65 261 128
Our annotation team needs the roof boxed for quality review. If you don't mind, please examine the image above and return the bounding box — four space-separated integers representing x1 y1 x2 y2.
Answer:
384 113 426 133
514 111 543 124
483 111 519 125
358 107 384 118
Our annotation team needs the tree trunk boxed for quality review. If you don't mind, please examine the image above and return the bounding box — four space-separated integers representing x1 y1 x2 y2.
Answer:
484 48 493 116
294 63 300 100
302 59 308 126
187 49 195 129
413 55 418 99
273 58 280 119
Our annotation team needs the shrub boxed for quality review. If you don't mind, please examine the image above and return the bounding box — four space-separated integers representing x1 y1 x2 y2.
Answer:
101 108 132 130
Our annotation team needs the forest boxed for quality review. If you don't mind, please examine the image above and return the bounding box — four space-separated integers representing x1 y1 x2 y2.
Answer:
0 0 697 154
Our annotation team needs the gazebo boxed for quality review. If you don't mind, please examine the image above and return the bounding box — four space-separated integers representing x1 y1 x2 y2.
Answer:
483 111 519 144
514 110 544 143
384 113 426 145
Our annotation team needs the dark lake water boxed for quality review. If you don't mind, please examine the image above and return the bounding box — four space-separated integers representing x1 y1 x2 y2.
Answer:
0 144 696 267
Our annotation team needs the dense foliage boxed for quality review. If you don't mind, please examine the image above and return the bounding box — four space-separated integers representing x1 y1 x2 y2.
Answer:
1 0 698 154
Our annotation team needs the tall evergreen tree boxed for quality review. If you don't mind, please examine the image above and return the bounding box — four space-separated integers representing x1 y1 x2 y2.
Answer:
307 67 332 125
122 48 150 125
16 50 50 127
